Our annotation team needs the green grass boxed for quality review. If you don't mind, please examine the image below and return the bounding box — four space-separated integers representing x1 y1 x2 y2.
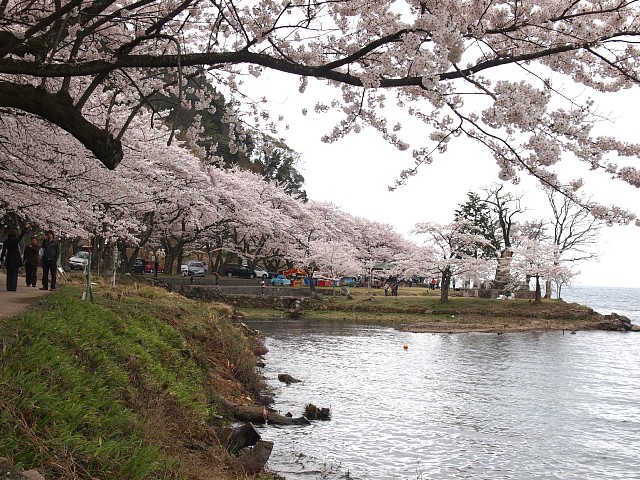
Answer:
237 285 596 328
0 282 266 479
1 288 174 478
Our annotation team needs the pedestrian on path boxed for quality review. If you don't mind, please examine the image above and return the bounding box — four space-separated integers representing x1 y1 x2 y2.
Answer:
40 229 60 291
23 236 40 287
0 222 31 291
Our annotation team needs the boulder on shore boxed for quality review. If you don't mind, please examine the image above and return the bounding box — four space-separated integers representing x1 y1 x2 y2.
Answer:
278 373 301 385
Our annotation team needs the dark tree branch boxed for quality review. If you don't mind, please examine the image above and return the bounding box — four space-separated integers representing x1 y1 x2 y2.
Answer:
0 82 123 169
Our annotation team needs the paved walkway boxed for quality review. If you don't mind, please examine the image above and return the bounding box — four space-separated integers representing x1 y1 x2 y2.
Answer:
0 271 51 321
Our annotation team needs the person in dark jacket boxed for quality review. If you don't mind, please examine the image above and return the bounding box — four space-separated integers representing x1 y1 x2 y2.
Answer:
0 222 31 291
23 236 40 287
40 229 60 291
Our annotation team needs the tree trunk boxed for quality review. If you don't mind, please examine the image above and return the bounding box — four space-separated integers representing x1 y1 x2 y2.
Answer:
234 440 274 475
126 247 142 271
305 269 316 292
218 398 310 426
534 275 542 303
222 422 261 454
440 267 452 303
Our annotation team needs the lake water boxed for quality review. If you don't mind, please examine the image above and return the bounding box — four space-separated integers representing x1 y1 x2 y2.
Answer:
247 287 640 479
560 285 640 323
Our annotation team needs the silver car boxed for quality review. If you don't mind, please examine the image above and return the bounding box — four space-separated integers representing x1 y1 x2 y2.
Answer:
68 251 89 270
187 260 207 276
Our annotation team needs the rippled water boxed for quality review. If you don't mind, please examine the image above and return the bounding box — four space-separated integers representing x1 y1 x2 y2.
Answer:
248 320 640 480
560 286 640 323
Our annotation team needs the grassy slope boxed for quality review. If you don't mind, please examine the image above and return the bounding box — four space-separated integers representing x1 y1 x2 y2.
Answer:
0 279 273 480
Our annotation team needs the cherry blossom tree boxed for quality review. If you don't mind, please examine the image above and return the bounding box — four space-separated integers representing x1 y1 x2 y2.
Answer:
349 218 412 289
204 166 299 273
510 237 576 303
307 239 362 295
413 220 495 302
3 0 640 224
277 201 353 291
394 244 437 284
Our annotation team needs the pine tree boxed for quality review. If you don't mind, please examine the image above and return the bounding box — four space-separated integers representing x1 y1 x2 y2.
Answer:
454 192 501 259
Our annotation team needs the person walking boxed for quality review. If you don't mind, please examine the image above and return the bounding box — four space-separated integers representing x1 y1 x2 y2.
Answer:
23 236 40 287
40 230 60 291
0 222 31 291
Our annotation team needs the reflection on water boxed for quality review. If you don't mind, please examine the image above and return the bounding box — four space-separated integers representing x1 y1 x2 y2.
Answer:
247 320 640 480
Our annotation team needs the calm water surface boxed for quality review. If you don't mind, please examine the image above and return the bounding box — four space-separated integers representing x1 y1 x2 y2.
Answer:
248 299 640 479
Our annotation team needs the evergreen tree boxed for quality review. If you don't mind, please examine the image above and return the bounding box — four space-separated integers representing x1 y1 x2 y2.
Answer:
150 75 307 200
454 192 501 259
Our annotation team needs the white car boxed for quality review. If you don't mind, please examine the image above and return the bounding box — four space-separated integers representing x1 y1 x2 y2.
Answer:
252 266 270 279
68 251 89 270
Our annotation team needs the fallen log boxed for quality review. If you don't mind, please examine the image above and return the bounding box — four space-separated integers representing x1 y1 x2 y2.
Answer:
219 398 310 426
234 440 274 475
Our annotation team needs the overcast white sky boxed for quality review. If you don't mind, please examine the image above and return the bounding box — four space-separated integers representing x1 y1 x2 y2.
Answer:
244 71 640 288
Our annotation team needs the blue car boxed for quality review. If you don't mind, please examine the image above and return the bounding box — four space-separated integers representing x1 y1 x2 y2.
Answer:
270 275 291 286
339 277 356 287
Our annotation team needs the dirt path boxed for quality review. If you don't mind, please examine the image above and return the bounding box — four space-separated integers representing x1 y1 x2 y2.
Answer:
0 271 51 321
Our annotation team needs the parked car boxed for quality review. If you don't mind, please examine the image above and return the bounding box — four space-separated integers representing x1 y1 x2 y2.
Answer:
68 251 90 270
252 265 277 279
339 276 356 287
270 275 291 286
223 263 256 278
144 260 164 274
131 258 145 275
187 260 207 276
